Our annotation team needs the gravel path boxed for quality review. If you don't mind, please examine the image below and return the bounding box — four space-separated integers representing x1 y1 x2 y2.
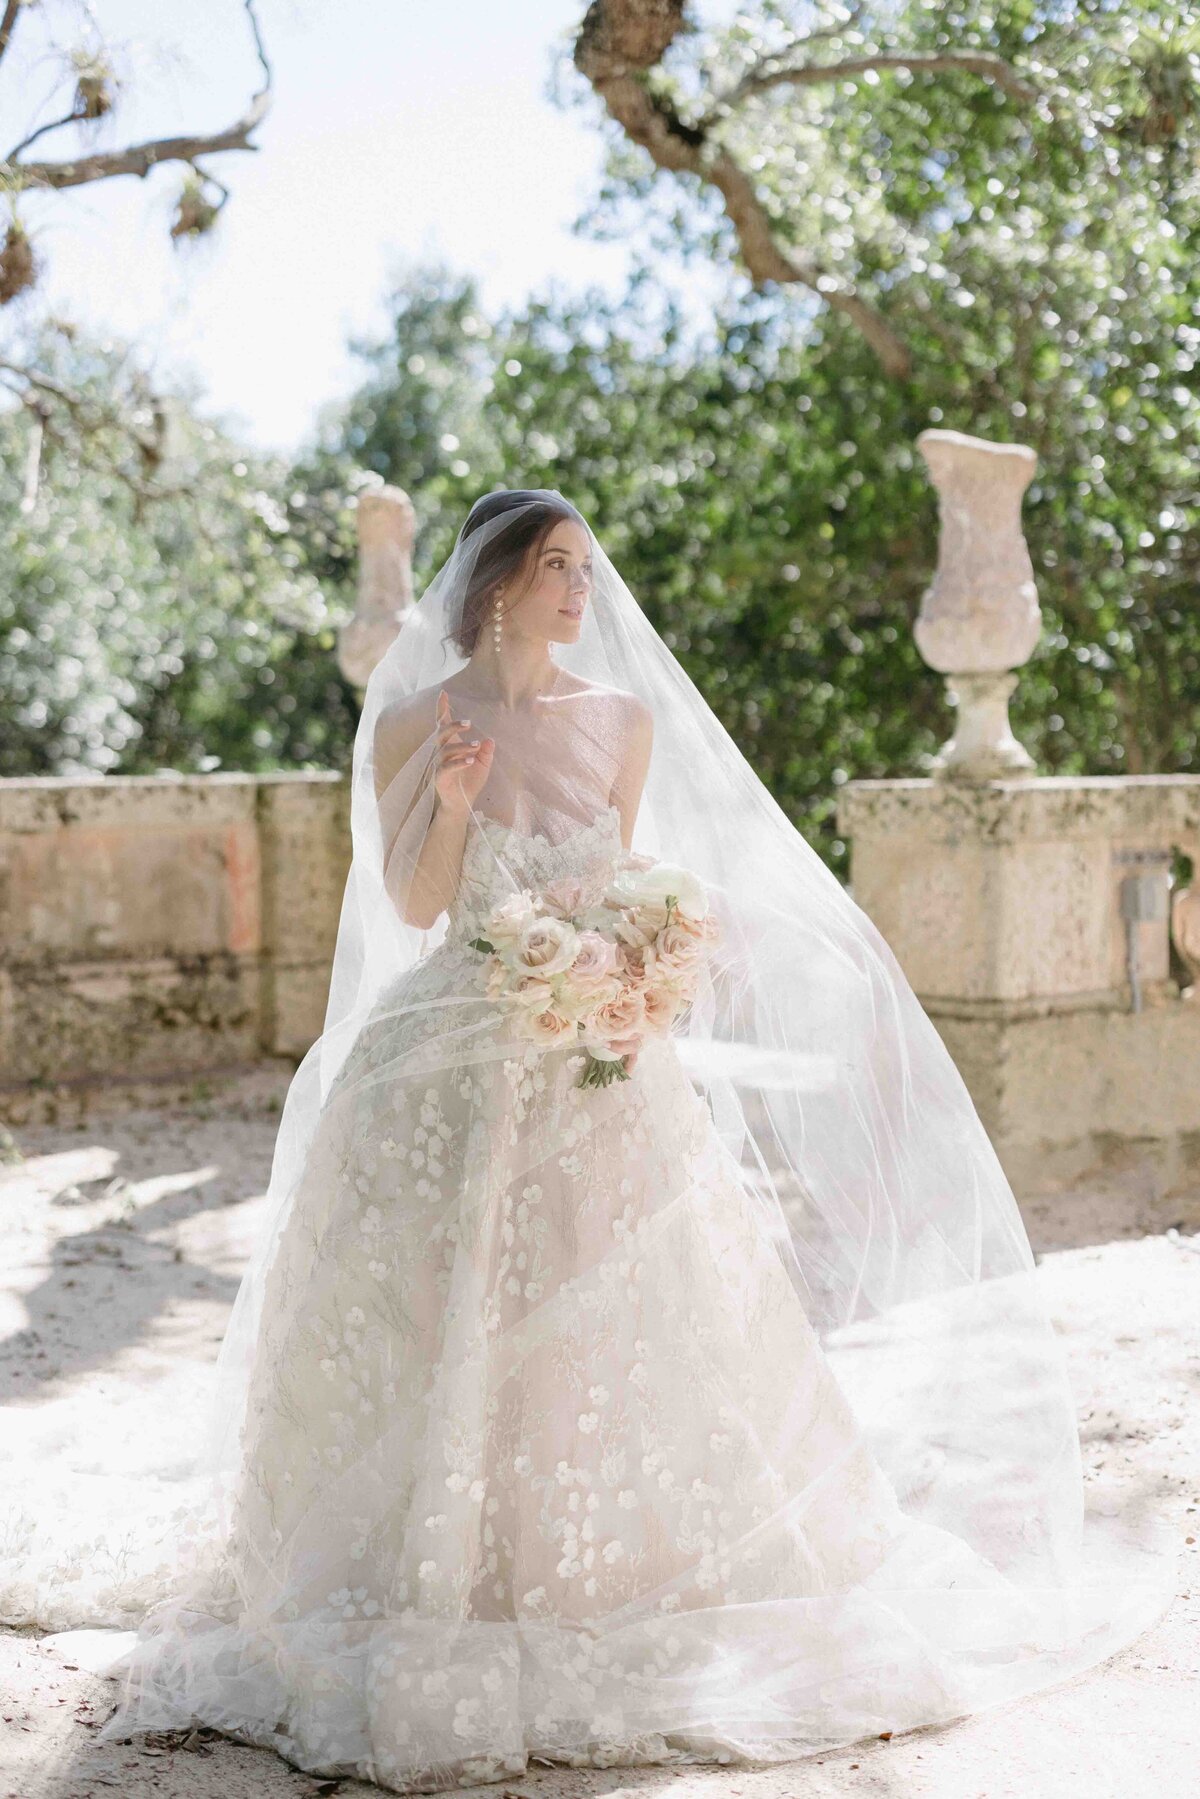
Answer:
1 1075 1196 1799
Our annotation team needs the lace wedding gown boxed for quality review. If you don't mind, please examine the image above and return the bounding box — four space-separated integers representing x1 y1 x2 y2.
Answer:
105 799 1058 1790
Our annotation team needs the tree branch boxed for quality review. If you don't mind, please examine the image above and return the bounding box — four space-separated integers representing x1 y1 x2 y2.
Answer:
575 0 913 378
708 49 1039 120
7 108 85 165
6 98 269 190
0 0 21 70
2 0 271 190
0 357 188 507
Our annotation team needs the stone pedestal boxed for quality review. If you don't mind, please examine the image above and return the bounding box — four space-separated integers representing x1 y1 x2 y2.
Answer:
337 485 415 690
915 430 1041 781
837 775 1200 1196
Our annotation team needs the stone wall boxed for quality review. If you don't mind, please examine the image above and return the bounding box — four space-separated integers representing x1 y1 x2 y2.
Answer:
838 773 1200 1195
0 772 349 1098
5 765 1196 1199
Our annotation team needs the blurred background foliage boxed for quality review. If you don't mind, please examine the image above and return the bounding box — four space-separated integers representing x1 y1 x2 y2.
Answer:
2 0 1198 873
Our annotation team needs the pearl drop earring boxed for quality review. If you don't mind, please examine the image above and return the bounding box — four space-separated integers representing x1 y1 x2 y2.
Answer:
492 595 503 654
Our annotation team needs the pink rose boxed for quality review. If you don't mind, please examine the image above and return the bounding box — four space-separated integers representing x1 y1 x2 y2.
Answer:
540 876 585 919
648 922 706 988
641 983 681 1037
674 909 721 945
616 942 648 983
516 1004 577 1046
565 931 620 995
590 985 646 1051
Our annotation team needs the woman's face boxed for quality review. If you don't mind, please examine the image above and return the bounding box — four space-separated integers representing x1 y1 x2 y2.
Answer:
501 518 593 646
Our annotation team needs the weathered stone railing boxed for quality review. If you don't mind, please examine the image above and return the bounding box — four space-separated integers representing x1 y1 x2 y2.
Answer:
0 772 349 1100
839 764 1199 1193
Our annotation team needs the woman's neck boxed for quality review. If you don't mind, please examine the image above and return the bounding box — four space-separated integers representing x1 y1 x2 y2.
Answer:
462 634 558 708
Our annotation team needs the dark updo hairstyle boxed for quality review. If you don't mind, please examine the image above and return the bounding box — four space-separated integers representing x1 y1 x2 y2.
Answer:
450 489 586 656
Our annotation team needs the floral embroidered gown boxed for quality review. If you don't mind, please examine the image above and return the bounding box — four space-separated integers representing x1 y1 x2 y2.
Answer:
111 799 1044 1791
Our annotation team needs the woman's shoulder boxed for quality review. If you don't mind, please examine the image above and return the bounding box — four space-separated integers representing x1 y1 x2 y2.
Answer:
375 683 442 743
372 686 443 787
560 674 653 732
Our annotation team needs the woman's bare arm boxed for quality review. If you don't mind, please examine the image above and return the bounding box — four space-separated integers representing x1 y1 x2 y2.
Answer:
611 695 654 849
375 692 495 929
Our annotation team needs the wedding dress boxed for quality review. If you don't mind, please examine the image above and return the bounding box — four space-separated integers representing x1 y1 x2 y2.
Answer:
1 490 1171 1791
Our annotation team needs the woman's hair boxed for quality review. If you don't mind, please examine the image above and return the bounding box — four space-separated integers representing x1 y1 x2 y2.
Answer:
450 489 585 655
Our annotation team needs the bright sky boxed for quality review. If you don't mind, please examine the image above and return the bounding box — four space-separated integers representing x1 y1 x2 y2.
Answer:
4 0 739 455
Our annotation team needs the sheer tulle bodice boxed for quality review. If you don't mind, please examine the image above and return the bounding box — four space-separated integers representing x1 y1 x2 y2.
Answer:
445 803 624 946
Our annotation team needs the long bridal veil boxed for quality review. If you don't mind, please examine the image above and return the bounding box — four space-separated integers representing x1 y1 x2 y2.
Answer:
1 487 1173 1769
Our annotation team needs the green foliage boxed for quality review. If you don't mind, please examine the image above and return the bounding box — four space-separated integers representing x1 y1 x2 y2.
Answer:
0 327 358 776
301 239 1197 870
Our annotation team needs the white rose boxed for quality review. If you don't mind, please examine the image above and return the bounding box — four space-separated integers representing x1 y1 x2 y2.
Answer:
513 915 579 978
487 890 541 958
605 861 708 923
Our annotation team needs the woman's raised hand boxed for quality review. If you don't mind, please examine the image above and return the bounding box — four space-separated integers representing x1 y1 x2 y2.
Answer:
432 690 494 817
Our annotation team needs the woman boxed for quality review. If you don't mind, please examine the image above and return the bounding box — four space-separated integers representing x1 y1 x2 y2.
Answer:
97 488 1167 1788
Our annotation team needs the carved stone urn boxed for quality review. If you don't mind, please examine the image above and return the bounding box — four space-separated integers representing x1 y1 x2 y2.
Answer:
337 484 416 691
914 430 1042 782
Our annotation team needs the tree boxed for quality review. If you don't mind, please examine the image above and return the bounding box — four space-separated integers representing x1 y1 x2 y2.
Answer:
0 0 271 304
0 2 274 509
568 1 1200 378
0 324 357 778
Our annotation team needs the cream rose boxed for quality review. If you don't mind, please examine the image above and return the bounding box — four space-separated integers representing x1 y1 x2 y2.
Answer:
611 907 661 951
512 975 556 1013
513 915 579 978
485 959 513 1001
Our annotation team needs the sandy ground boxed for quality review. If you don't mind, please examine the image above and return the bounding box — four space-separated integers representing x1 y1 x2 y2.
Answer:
0 1071 1197 1799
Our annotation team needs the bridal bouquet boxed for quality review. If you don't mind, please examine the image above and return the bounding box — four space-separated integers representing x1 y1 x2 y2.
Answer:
469 857 719 1088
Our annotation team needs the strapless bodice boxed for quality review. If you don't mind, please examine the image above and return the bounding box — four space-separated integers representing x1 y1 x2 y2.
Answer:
446 804 624 943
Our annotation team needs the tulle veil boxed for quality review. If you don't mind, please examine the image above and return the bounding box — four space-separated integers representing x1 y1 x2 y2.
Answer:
212 484 1170 1645
0 486 1173 1772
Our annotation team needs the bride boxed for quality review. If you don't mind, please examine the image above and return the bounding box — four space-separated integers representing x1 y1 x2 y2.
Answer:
62 491 1169 1785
